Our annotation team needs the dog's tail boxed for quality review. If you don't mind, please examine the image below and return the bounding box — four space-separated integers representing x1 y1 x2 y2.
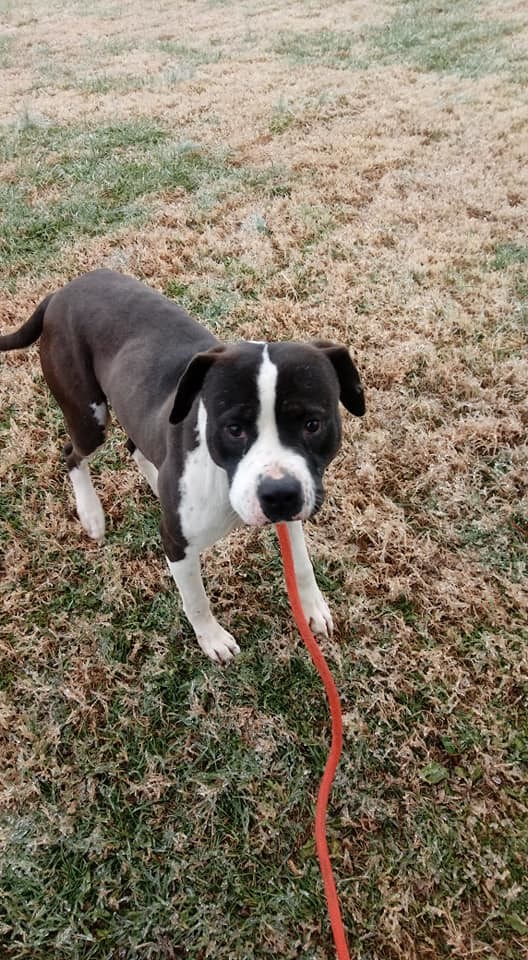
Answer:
0 294 53 352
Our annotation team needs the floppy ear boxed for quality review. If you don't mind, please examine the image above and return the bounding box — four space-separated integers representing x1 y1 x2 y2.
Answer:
312 340 365 416
169 345 226 425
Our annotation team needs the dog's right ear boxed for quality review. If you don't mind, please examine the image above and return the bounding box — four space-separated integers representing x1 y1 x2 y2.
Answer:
169 345 226 425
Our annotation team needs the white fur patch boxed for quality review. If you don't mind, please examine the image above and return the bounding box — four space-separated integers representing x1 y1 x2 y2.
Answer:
228 346 315 525
69 460 105 541
132 449 159 496
179 401 240 551
90 401 108 428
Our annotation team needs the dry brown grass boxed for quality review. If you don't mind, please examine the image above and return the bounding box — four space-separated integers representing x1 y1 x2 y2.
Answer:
1 1 527 958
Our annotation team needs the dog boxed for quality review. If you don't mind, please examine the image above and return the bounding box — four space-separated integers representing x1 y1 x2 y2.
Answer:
0 270 365 663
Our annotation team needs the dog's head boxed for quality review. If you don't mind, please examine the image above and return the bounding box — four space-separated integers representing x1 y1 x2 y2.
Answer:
170 341 364 525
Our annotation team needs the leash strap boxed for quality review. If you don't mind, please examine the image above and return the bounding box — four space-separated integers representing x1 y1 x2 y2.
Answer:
276 523 351 960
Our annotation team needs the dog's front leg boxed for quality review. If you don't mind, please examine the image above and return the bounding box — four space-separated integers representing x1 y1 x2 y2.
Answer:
285 521 334 638
166 551 241 665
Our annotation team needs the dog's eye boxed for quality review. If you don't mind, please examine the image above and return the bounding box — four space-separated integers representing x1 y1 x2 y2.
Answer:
226 423 246 439
304 418 321 434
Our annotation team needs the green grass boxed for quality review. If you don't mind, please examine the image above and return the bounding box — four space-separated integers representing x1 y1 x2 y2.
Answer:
0 119 162 277
154 39 223 83
0 33 14 67
164 276 244 331
164 250 275 332
0 119 288 284
270 99 296 135
274 1 527 79
491 242 528 327
76 73 147 94
155 38 223 64
460 514 527 581
492 243 528 271
273 28 365 70
369 0 521 78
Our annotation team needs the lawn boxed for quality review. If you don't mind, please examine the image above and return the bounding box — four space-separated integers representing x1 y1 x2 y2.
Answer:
0 0 527 957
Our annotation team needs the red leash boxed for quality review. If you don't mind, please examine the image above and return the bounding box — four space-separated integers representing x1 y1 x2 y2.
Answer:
276 523 351 960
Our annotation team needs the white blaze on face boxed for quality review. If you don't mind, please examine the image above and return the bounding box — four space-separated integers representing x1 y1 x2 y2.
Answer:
228 345 316 525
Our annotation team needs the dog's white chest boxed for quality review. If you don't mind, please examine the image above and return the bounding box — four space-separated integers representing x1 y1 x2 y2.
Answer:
179 401 239 550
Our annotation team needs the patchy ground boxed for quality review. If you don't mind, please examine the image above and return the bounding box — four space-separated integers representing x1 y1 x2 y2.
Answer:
1 1 527 958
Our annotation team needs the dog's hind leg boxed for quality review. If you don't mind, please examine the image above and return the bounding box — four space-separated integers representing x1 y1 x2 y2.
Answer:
63 442 106 542
61 402 108 541
40 346 109 541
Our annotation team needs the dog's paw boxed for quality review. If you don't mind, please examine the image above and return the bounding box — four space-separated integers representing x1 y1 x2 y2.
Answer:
197 622 241 665
299 587 334 639
78 502 106 542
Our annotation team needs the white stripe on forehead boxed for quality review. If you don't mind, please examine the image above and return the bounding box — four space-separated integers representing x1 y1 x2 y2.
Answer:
256 344 278 437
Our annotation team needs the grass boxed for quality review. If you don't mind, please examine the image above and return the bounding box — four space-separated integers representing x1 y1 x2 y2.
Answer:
274 0 528 79
0 34 14 67
77 74 147 94
1 0 528 957
154 39 223 65
368 0 522 78
0 120 289 284
273 28 365 70
165 276 243 331
492 243 528 271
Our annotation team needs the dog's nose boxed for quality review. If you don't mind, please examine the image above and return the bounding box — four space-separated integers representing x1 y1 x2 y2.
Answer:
257 475 303 522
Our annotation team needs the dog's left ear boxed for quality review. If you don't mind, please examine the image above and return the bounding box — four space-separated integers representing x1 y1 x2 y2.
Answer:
169 345 226 425
312 340 365 416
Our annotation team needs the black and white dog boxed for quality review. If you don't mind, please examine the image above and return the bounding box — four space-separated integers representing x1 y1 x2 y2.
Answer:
0 270 365 663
